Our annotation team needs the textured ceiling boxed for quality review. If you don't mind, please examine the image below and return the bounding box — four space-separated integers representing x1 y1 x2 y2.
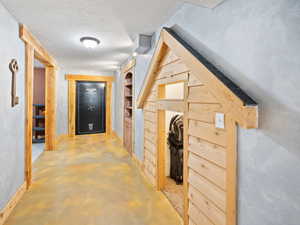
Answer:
1 0 224 72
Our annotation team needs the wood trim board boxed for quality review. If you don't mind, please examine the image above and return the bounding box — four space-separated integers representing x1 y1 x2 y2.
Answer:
20 24 58 189
122 59 136 74
65 74 115 82
137 27 258 129
0 182 27 225
20 24 57 67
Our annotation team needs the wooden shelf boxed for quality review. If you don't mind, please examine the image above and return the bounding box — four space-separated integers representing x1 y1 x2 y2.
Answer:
124 70 133 154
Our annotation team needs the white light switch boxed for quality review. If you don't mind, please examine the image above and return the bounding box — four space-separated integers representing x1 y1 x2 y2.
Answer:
215 113 225 129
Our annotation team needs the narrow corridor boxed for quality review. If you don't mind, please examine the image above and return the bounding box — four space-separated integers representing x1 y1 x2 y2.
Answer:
5 135 182 225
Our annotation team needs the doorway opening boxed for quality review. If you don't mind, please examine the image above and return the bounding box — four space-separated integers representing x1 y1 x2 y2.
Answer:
157 81 185 217
32 59 46 163
163 110 184 217
75 81 106 135
66 74 114 137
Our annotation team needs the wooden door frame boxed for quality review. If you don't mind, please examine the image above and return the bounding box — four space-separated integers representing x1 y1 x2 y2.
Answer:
65 74 114 137
156 81 188 221
20 25 57 189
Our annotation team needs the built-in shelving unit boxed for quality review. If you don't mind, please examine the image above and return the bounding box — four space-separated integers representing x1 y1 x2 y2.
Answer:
123 72 133 154
32 104 45 143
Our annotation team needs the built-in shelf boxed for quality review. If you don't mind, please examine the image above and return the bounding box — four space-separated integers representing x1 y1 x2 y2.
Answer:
33 126 45 131
124 71 134 154
33 115 45 119
32 138 45 144
32 104 45 143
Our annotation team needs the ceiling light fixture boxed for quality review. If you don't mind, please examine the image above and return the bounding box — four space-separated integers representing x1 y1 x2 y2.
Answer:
80 37 100 49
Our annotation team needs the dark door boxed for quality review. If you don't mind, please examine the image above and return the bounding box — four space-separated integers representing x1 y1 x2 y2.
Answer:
76 81 106 135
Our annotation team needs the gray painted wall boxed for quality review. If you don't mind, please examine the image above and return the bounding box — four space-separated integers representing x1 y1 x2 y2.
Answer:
56 68 116 136
0 3 25 209
115 0 300 224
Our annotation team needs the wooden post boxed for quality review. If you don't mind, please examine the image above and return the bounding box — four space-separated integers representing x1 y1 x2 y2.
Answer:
106 81 112 136
226 116 237 225
183 80 189 225
24 44 34 189
45 66 57 151
68 80 76 137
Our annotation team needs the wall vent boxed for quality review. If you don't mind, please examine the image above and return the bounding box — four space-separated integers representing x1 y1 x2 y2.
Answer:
134 34 153 54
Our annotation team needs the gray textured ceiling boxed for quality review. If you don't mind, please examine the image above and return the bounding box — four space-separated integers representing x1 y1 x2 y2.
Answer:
1 0 224 72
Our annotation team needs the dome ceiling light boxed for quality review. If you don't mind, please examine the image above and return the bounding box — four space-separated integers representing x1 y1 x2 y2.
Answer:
80 37 100 49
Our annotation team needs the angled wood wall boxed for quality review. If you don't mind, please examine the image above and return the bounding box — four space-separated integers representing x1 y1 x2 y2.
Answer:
142 47 237 225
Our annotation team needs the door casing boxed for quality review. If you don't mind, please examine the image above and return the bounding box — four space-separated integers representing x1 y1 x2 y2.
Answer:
65 74 114 137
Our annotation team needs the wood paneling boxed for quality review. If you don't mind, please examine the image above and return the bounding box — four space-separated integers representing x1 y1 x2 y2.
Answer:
162 28 258 129
189 136 226 168
188 202 213 225
226 117 237 225
157 60 189 80
24 44 34 189
68 80 76 137
188 85 219 103
122 59 136 74
19 25 57 67
45 66 57 151
156 73 188 85
159 48 180 67
138 28 259 225
157 99 185 112
188 120 228 147
188 103 222 123
65 74 115 82
106 81 112 136
188 153 226 190
189 186 225 225
188 170 226 212
157 110 166 190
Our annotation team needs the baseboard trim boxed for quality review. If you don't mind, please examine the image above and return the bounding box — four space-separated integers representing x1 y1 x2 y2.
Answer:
0 182 27 225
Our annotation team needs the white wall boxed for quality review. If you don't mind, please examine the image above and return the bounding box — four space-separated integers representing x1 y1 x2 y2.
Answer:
0 3 25 209
114 0 300 224
56 68 116 136
165 82 184 99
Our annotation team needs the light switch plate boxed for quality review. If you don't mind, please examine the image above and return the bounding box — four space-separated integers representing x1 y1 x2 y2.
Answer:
215 113 225 129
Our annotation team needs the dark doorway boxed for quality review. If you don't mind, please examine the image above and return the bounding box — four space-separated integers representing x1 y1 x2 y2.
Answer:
76 81 106 135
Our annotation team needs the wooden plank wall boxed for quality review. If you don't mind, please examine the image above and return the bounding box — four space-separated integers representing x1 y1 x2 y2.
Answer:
143 47 234 225
143 48 188 186
187 72 228 225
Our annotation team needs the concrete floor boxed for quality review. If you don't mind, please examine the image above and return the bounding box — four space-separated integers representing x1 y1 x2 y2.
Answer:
5 135 182 225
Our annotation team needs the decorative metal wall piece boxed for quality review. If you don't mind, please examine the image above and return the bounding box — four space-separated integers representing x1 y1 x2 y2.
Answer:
9 59 19 107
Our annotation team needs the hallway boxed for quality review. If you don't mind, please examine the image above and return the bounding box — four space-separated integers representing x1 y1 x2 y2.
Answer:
4 135 182 225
